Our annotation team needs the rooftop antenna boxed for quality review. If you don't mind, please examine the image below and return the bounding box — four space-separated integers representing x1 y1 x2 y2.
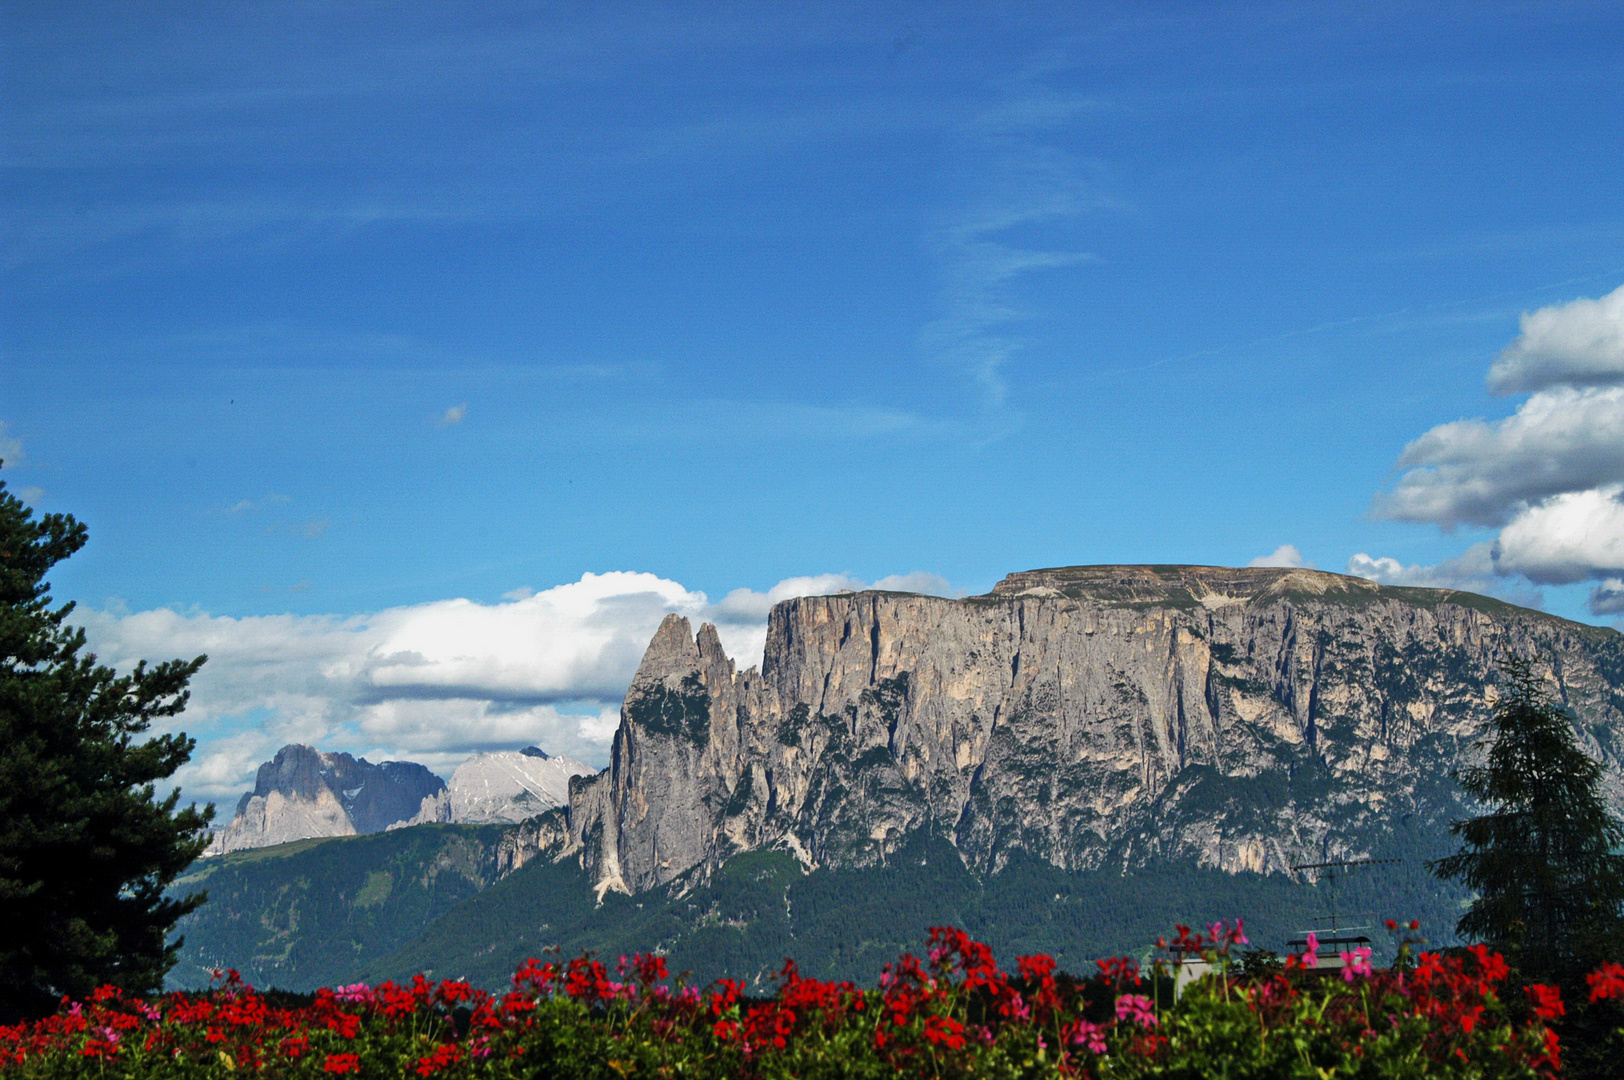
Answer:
1288 858 1401 954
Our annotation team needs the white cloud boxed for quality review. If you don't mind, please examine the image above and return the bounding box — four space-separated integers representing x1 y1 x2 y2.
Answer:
438 403 467 427
1367 284 1624 602
17 487 45 505
713 571 961 621
1347 543 1498 590
1374 385 1624 529
1345 543 1543 608
1487 283 1624 394
360 572 710 700
354 698 621 763
79 568 957 805
1247 544 1313 569
1492 485 1624 584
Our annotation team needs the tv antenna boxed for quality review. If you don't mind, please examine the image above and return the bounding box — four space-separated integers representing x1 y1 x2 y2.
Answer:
1288 858 1401 951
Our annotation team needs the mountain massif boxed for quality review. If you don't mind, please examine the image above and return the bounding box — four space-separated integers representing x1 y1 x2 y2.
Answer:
173 565 1624 989
507 565 1624 896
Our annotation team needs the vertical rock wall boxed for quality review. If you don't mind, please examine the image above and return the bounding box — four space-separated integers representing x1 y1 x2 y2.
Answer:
525 566 1624 896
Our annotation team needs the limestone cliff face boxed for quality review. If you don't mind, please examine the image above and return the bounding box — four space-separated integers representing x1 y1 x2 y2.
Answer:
509 566 1624 894
207 744 446 854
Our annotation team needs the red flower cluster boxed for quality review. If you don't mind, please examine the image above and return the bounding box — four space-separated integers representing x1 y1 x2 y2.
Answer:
1588 960 1624 1002
0 920 1606 1078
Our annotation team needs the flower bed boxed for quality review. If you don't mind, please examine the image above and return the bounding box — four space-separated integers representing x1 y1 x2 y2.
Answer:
2 920 1602 1078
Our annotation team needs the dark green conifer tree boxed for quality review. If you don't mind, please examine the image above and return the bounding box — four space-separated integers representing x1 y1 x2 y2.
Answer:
1430 657 1624 981
0 466 212 1019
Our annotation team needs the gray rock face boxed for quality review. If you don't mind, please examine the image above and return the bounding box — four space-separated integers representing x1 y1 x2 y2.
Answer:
512 566 1624 895
208 744 446 854
398 748 592 827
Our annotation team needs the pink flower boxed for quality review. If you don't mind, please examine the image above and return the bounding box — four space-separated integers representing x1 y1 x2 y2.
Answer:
1208 919 1250 948
1115 993 1157 1029
1340 946 1374 983
332 984 374 1004
1297 933 1319 968
1066 1018 1108 1054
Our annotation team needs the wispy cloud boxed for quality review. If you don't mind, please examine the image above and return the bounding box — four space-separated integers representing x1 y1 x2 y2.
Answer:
599 399 969 447
438 403 467 427
217 492 289 515
0 422 24 467
922 83 1104 418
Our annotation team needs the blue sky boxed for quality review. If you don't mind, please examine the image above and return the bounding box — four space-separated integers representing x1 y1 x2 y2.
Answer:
5 2 1624 801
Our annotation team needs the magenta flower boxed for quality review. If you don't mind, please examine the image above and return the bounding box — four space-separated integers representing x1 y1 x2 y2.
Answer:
1340 946 1374 982
1067 1018 1108 1054
1115 993 1158 1029
1297 932 1320 968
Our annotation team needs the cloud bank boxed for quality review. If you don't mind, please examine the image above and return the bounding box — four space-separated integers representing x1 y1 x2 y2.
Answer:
1357 283 1624 616
1373 386 1624 530
80 569 959 805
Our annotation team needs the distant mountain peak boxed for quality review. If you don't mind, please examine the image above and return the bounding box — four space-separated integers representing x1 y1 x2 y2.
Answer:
399 749 592 828
208 744 444 854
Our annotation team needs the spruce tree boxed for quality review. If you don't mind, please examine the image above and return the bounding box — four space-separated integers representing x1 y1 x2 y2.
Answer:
1430 657 1624 981
0 466 212 1019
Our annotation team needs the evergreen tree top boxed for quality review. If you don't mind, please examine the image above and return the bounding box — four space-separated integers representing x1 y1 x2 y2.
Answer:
0 465 213 1020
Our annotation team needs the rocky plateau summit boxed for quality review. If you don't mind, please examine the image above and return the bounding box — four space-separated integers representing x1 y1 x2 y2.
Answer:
502 564 1624 898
